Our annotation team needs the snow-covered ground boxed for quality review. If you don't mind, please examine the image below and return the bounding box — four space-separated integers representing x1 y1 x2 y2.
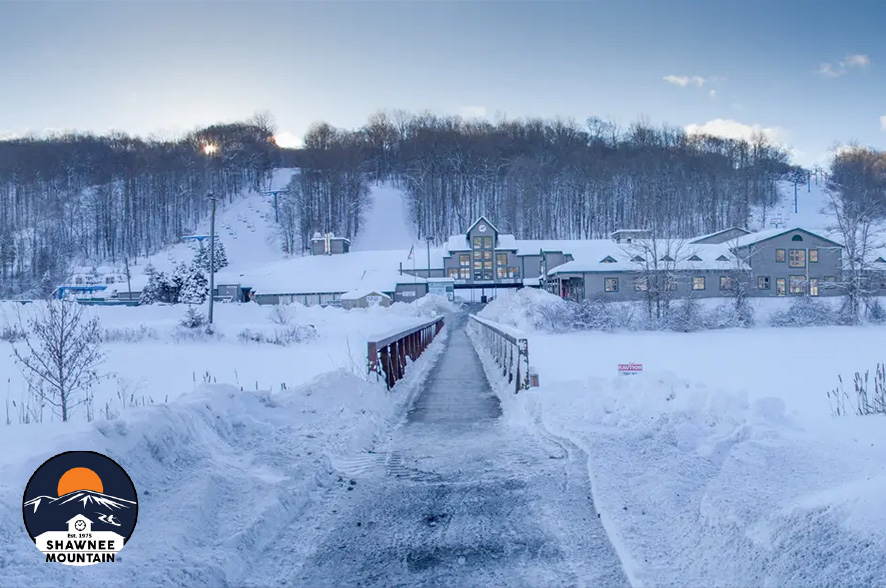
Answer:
476 292 886 586
350 182 416 251
0 296 458 586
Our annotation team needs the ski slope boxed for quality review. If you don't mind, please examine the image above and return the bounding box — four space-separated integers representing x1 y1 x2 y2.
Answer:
350 183 416 251
753 176 831 232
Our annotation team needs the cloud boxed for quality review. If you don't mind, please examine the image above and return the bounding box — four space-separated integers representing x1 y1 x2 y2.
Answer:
880 114 886 131
272 131 301 149
458 105 487 118
708 89 717 100
685 118 790 146
819 54 870 78
663 75 706 87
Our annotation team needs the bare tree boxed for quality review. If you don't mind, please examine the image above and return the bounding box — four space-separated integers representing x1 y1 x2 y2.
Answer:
623 232 688 323
826 147 886 322
11 300 104 422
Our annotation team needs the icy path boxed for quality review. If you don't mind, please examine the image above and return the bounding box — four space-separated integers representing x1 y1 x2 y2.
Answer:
257 316 629 587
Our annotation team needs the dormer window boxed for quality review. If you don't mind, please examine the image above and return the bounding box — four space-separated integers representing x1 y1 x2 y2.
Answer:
716 255 729 262
660 255 675 262
600 256 617 263
688 255 702 262
791 235 803 242
630 255 645 262
876 257 886 263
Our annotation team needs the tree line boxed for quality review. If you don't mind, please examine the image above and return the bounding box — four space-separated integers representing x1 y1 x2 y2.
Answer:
283 111 803 248
0 115 278 297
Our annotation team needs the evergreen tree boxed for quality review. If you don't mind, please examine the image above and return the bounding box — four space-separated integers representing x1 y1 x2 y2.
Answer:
194 241 228 273
178 263 209 304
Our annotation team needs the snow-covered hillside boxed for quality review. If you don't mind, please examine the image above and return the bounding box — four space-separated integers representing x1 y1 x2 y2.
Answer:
753 175 831 232
350 183 416 251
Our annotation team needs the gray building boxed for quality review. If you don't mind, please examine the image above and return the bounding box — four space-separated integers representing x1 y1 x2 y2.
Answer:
340 290 392 310
311 233 350 255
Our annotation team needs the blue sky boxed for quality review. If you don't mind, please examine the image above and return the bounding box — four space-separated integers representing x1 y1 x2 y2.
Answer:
1 0 884 166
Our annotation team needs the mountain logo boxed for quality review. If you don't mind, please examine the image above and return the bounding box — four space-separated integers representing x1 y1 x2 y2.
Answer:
22 451 138 566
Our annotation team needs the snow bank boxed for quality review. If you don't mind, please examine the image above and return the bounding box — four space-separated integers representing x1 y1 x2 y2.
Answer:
0 323 448 586
472 292 886 586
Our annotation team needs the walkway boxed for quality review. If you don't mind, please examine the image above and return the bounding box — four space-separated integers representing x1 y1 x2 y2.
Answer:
280 316 629 586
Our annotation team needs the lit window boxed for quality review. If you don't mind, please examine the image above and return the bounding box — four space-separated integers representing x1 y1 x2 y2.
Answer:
448 268 459 279
809 249 819 263
809 278 819 296
496 266 507 279
459 268 470 279
776 278 786 296
758 276 770 289
497 253 507 266
776 249 786 262
720 276 733 290
459 254 470 267
483 250 492 260
483 237 493 248
692 277 705 290
789 275 806 295
473 250 482 260
634 277 648 291
473 261 482 270
600 256 617 263
604 278 619 292
473 236 482 248
789 249 806 268
508 267 520 278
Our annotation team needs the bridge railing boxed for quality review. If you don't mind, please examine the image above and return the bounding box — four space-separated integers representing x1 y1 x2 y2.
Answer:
367 316 445 389
468 315 530 393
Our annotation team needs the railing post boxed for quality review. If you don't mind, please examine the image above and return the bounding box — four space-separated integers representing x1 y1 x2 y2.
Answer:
367 342 379 379
517 338 530 393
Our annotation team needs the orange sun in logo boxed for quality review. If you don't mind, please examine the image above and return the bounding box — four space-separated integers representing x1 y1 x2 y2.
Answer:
57 467 104 497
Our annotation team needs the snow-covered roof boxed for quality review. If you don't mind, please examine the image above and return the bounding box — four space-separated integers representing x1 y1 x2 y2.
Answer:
399 247 447 270
310 235 351 243
547 240 748 275
445 233 517 252
689 227 751 244
241 250 426 295
466 216 499 235
729 227 843 249
340 290 391 301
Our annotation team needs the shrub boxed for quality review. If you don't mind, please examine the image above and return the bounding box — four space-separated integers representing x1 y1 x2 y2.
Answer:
180 306 206 329
237 324 318 346
101 325 157 342
770 297 838 327
573 297 636 332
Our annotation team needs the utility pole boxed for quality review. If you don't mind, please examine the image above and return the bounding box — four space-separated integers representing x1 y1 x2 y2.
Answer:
426 236 434 278
208 194 217 324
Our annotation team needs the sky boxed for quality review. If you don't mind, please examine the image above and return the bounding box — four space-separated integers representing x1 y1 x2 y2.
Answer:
1 0 885 166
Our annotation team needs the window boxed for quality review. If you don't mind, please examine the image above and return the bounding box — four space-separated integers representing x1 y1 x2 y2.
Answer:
483 236 493 248
496 253 508 266
472 236 482 248
508 267 520 278
876 257 886 264
667 277 678 291
459 254 470 267
809 249 819 263
631 255 645 262
789 249 806 268
716 255 729 262
809 278 819 297
473 260 482 271
776 278 786 296
758 276 770 289
600 256 617 263
459 268 470 280
688 255 702 262
75 277 84 285
720 276 733 290
483 261 492 270
791 234 803 242
483 249 492 260
105 276 115 284
604 278 619 292
823 275 837 289
692 276 705 290
473 249 482 260
660 255 675 262
448 268 459 279
496 266 508 279
789 275 806 295
634 277 648 291
776 249 786 262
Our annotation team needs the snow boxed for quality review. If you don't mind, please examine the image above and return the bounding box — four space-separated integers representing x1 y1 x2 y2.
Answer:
475 293 886 586
0 296 453 586
350 183 416 251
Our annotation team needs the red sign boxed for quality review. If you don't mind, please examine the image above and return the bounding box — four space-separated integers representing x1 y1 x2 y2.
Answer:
618 363 643 375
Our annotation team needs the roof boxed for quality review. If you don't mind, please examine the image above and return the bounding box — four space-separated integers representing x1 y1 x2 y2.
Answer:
546 240 749 275
466 216 499 235
689 227 751 244
728 227 843 249
310 235 351 243
340 290 391 301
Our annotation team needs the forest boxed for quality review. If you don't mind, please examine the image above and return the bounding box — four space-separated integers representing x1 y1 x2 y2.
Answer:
0 116 278 296
0 110 823 298
280 112 807 250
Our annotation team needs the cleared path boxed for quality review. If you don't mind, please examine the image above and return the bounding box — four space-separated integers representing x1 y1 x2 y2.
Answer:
279 316 629 587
